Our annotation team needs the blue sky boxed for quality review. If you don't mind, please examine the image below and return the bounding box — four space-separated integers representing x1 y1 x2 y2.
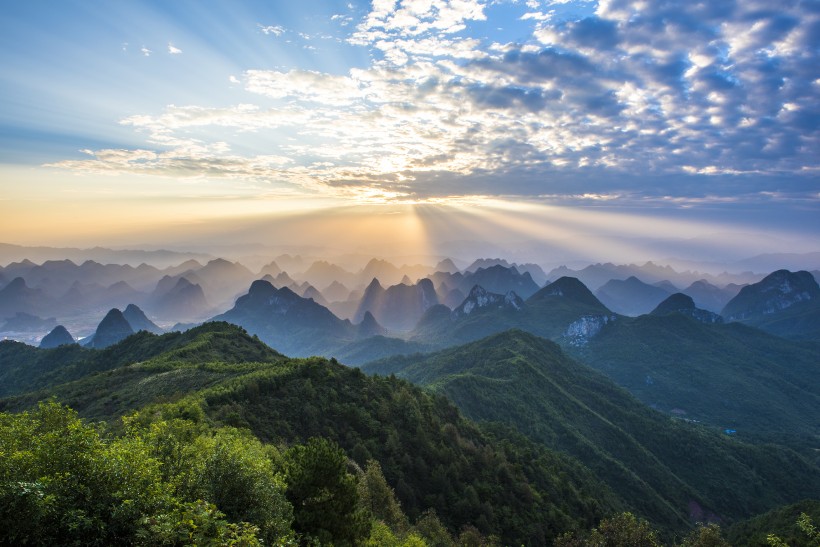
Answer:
0 0 818 258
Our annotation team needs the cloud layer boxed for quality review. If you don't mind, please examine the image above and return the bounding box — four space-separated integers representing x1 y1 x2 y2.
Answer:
49 0 820 204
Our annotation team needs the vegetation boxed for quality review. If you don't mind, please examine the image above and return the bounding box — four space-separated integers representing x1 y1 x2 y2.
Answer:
572 314 820 437
364 329 820 534
726 500 820 546
0 323 620 545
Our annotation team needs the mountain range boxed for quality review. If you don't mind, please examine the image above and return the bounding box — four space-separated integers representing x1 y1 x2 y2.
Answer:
1 321 816 545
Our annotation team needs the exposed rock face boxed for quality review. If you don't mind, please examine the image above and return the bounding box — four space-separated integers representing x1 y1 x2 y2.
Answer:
85 308 134 349
39 325 76 348
563 315 616 346
722 270 820 320
452 285 523 318
651 293 723 324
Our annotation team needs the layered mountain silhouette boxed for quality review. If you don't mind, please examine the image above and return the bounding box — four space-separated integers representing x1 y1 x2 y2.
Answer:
682 279 742 313
0 277 54 319
148 277 209 320
595 276 672 316
354 278 439 331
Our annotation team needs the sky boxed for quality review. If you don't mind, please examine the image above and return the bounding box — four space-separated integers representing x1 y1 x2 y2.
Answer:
1 0 818 264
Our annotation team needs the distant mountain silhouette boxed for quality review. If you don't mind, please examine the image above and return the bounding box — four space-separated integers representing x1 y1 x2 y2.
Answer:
39 325 76 348
122 304 163 334
84 308 134 349
0 277 53 318
355 278 439 331
596 276 671 316
0 312 57 332
148 277 209 320
682 279 741 313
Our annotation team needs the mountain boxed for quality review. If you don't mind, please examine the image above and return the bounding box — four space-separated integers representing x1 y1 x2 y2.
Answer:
466 258 548 285
38 325 76 348
650 293 722 324
547 262 761 292
362 330 820 532
0 242 211 269
433 258 459 273
460 264 540 298
84 308 134 349
571 313 820 436
682 279 741 313
322 280 350 302
122 303 163 334
211 280 357 357
357 258 433 287
411 277 615 349
257 260 282 278
355 278 439 331
721 269 820 339
451 285 523 318
190 258 256 308
0 312 57 332
300 260 354 289
596 276 672 316
148 277 209 320
0 277 54 319
0 322 620 545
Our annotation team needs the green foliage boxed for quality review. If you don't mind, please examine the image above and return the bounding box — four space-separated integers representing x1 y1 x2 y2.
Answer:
0 400 296 545
0 322 283 400
358 459 409 534
677 524 730 547
766 512 820 547
572 314 820 437
727 500 820 546
363 329 820 533
283 437 369 546
197 356 618 545
555 512 662 547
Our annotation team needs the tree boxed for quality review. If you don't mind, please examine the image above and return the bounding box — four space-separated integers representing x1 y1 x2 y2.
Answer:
357 459 409 535
554 512 662 547
284 437 369 546
678 523 730 547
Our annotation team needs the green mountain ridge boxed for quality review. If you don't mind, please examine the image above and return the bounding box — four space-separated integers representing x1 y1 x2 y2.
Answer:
0 322 621 546
362 329 820 532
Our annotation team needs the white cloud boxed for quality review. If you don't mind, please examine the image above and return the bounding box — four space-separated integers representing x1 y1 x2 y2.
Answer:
259 24 285 36
140 46 152 56
168 42 182 54
53 0 820 202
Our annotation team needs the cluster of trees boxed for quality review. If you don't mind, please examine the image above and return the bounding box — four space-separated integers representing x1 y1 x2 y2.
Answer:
0 401 500 546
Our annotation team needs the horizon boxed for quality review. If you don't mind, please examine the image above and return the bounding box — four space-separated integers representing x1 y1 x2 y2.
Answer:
1 0 818 260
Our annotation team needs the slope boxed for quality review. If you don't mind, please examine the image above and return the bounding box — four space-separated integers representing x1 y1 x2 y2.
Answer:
572 313 820 436
0 323 621 546
362 330 820 532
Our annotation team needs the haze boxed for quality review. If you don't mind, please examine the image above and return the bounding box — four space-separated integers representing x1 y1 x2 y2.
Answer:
1 0 817 263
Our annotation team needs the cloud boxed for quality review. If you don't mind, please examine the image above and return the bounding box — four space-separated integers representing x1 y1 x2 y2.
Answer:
259 24 285 36
168 42 182 54
140 46 152 56
52 0 820 204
